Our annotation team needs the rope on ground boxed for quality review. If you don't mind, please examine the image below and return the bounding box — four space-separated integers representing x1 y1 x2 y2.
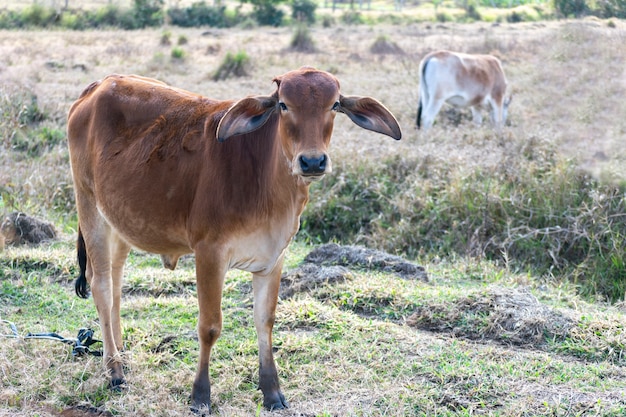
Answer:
1 319 102 357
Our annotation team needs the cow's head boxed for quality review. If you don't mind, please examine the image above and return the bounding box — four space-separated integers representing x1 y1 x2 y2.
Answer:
216 67 401 182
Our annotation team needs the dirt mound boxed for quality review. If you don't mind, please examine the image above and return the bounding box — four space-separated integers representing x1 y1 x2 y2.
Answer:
0 212 57 246
406 286 575 347
280 263 352 299
280 244 427 298
304 243 428 281
369 37 405 55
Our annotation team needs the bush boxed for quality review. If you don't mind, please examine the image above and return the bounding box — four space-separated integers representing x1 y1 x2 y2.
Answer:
167 1 231 28
130 0 164 28
597 0 626 18
19 4 58 27
554 0 588 17
212 51 251 81
59 11 88 30
252 3 284 26
289 25 317 52
90 4 123 27
291 0 317 24
171 46 185 60
341 10 364 25
300 147 626 303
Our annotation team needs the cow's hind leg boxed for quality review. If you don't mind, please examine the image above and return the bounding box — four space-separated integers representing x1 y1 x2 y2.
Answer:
253 259 288 410
421 97 445 131
110 235 131 362
82 221 126 387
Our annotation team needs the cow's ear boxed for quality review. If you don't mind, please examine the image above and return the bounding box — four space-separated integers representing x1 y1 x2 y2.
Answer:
338 95 402 140
217 96 278 142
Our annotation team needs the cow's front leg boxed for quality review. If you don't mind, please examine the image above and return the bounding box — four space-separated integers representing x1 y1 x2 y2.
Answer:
471 106 483 126
191 248 227 414
253 259 288 410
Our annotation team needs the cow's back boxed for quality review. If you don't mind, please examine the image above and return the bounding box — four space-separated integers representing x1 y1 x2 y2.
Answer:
67 75 230 253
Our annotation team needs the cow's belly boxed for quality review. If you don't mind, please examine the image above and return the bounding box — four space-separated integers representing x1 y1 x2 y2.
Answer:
446 94 472 107
226 217 300 276
96 203 192 255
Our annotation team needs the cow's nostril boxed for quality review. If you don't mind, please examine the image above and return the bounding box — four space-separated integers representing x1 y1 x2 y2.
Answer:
299 155 327 174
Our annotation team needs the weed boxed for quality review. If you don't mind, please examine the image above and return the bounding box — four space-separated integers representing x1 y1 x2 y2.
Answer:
211 51 250 81
171 46 185 60
289 25 317 53
291 0 317 24
160 30 172 45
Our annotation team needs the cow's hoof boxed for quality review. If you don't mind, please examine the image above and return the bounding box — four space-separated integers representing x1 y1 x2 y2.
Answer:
264 393 289 411
109 378 128 391
190 404 212 416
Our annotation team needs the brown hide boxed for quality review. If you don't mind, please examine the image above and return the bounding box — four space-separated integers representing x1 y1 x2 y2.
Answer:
67 68 401 412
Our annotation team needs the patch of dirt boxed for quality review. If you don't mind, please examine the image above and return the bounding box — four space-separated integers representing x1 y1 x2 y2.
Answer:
60 405 113 417
280 243 427 298
304 243 428 281
1 212 57 246
280 263 352 299
369 38 405 55
406 286 574 348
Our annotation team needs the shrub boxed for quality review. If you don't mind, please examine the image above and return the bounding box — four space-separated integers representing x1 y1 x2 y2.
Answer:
160 30 172 45
167 1 231 28
300 147 626 303
291 0 317 24
464 3 481 21
289 25 317 52
11 126 65 158
341 10 364 25
320 14 334 27
171 46 185 60
553 0 588 17
59 11 88 30
130 0 164 28
212 51 250 81
252 3 284 26
598 0 626 18
0 10 20 29
19 4 58 27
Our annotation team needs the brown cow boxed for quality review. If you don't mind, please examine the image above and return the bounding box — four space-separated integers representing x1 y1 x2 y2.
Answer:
67 67 401 413
416 50 511 131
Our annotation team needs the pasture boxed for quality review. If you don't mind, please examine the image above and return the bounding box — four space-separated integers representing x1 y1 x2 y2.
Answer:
1 17 626 416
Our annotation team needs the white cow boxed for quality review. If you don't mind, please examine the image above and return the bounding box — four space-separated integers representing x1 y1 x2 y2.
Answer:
416 50 512 131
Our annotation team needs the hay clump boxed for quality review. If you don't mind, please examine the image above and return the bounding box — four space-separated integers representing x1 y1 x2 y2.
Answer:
407 286 574 347
304 243 428 281
1 212 57 246
280 243 427 298
280 263 351 299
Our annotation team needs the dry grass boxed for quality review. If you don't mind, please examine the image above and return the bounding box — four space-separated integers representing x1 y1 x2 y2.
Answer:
2 19 625 192
2 18 626 417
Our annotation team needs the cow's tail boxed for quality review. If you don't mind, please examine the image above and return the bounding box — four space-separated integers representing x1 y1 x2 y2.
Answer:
75 226 90 299
416 57 430 130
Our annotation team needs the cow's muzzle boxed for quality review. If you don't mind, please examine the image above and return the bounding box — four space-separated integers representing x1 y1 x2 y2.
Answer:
295 153 331 182
299 154 327 175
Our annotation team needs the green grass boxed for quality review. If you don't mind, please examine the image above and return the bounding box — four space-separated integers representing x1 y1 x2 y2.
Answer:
1 19 626 417
2 241 626 416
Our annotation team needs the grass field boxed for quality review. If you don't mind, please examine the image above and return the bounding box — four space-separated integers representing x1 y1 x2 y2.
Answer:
1 17 626 417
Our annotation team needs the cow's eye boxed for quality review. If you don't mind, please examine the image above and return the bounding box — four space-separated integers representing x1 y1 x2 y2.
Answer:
279 102 288 111
331 101 340 111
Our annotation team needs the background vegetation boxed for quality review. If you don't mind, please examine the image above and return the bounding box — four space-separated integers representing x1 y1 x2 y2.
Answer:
3 0 625 30
1 3 626 416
